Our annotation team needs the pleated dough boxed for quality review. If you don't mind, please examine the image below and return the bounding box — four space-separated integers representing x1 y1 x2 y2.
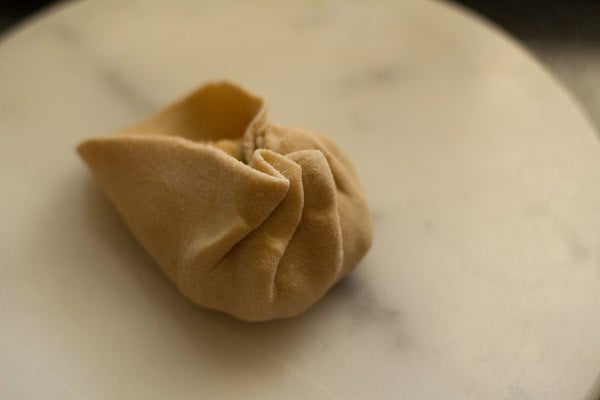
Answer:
78 81 372 321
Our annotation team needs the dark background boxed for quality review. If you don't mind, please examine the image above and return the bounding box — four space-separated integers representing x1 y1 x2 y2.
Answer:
2 0 599 42
1 0 599 129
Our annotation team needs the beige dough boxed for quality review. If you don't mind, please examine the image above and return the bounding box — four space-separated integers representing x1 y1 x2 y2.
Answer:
78 81 372 321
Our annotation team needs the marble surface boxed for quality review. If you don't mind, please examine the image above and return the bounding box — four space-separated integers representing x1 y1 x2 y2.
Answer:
455 0 600 133
1 0 600 399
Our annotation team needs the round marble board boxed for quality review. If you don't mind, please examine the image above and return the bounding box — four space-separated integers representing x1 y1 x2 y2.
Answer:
1 1 599 399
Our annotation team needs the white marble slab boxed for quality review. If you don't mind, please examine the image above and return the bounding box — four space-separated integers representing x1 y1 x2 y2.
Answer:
1 1 599 399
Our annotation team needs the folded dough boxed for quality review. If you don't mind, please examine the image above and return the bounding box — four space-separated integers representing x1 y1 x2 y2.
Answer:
78 81 372 321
